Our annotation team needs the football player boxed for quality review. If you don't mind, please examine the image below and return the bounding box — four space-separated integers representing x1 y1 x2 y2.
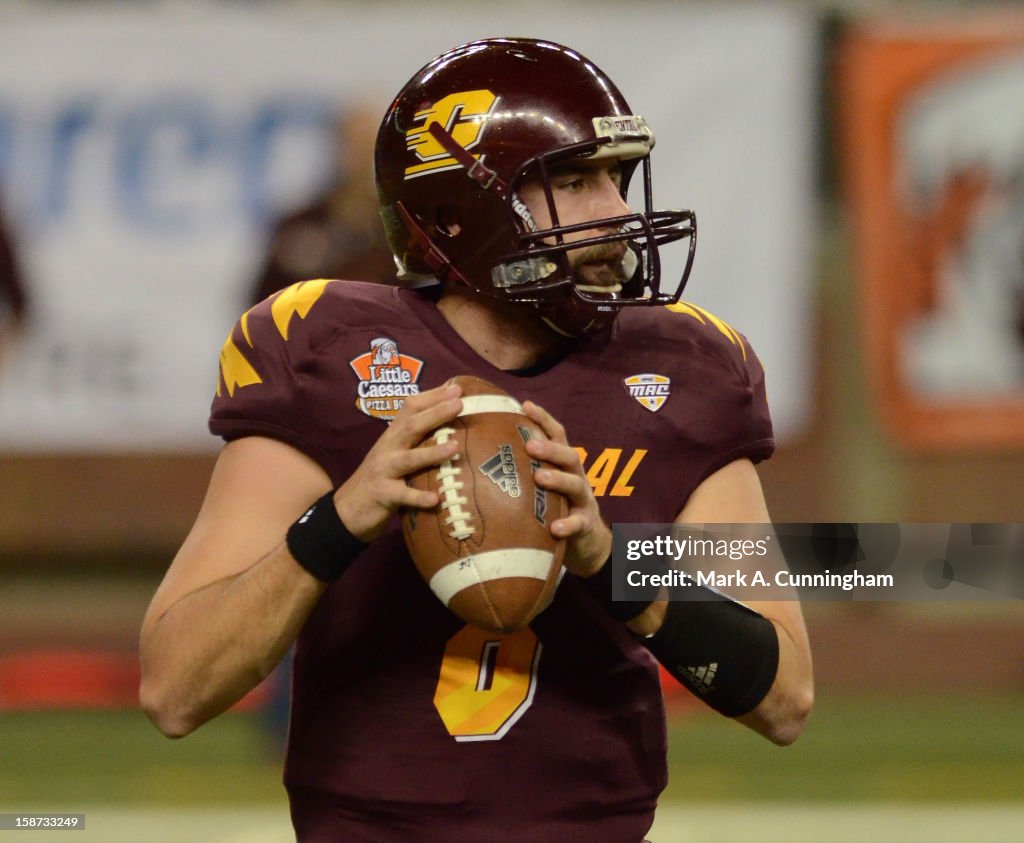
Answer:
140 38 813 843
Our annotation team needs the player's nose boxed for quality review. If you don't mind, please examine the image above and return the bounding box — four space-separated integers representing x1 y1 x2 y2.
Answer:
591 172 631 220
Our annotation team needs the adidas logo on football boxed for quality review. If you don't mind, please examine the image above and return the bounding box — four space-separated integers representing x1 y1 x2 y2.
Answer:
478 444 521 498
682 663 717 694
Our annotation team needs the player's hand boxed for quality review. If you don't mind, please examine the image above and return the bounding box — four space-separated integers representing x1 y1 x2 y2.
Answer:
333 383 463 542
522 401 612 578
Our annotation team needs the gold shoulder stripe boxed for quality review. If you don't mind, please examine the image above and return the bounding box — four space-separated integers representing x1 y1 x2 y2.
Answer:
693 305 747 361
665 301 706 324
216 280 331 399
239 310 254 347
666 301 747 360
271 279 332 341
218 333 262 397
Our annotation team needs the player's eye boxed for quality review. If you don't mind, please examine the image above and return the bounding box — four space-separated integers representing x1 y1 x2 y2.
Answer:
556 177 585 192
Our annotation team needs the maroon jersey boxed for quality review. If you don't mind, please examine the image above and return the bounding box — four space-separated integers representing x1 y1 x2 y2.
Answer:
210 280 773 843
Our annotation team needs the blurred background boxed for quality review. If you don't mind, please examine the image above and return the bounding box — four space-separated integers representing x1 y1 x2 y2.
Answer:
0 1 1022 841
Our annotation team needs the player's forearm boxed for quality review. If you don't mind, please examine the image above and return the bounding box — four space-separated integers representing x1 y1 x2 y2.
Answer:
735 617 814 745
624 587 813 744
139 544 325 738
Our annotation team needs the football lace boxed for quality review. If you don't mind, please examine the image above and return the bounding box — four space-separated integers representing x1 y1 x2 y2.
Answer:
432 427 474 541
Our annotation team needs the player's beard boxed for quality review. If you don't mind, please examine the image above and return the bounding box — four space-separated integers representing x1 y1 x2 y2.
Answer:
571 242 628 295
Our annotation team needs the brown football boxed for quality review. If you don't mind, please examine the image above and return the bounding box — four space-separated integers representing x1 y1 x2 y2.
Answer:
402 375 567 633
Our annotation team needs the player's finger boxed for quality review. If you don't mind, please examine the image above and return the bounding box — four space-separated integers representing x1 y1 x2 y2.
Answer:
393 483 440 510
522 400 568 445
550 511 594 540
400 382 462 412
390 437 459 477
535 465 590 503
524 436 582 473
387 383 460 429
392 394 463 445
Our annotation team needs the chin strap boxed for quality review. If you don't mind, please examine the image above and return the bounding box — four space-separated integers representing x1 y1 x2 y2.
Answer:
392 201 474 290
540 316 576 338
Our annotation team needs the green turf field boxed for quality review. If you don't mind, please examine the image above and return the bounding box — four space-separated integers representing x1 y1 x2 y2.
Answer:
664 691 1024 803
3 692 1022 805
1 692 1022 841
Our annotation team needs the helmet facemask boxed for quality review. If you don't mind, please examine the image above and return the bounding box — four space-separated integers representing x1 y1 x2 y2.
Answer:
491 138 697 336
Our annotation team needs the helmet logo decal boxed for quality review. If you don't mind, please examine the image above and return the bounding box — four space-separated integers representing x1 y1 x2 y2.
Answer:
624 373 671 413
404 89 498 180
349 337 424 421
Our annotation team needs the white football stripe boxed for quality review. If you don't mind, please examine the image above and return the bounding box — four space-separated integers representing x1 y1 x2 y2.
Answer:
429 548 554 605
458 395 524 417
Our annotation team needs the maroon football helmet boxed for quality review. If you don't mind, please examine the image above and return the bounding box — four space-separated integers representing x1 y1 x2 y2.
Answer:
375 37 696 336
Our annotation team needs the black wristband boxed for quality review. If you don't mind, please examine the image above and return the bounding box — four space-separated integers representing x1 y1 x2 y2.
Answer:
580 553 656 623
286 491 368 583
641 582 779 717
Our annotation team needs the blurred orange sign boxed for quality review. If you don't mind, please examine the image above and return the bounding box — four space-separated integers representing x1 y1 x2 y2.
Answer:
838 16 1024 449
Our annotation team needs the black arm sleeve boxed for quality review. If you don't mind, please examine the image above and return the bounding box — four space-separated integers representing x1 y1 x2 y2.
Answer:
641 585 779 717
